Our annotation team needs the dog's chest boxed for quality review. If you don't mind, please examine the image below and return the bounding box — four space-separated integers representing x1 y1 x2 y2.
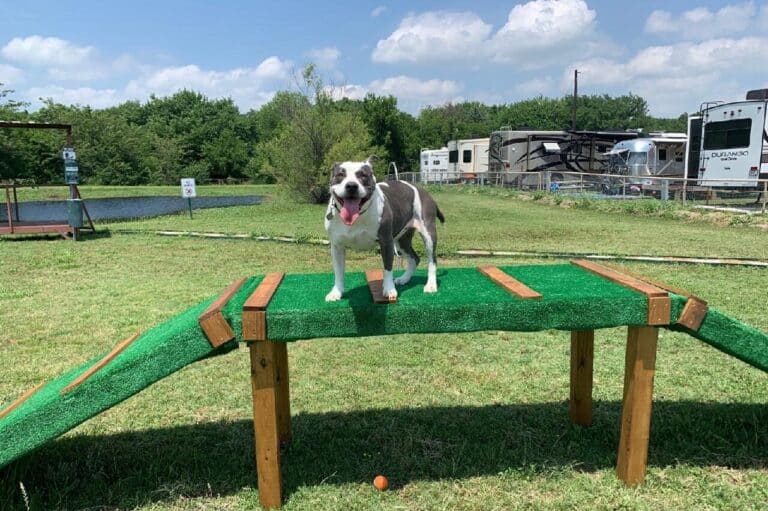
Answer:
326 197 382 251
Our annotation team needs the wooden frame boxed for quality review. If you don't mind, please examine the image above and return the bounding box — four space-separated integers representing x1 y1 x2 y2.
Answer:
571 260 671 325
61 332 140 394
365 269 396 304
242 272 288 510
198 277 248 347
478 266 542 299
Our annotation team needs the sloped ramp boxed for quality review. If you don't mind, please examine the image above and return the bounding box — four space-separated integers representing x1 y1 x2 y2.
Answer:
0 276 263 469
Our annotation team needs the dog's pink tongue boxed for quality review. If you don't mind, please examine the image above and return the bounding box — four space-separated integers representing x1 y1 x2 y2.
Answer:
340 198 361 225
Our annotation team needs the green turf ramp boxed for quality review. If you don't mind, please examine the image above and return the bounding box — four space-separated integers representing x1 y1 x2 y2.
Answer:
0 276 262 469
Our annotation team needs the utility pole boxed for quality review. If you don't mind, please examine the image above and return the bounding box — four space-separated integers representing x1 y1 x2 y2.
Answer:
572 69 579 131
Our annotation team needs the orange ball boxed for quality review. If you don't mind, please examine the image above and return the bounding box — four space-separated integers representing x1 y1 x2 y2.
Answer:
373 475 389 491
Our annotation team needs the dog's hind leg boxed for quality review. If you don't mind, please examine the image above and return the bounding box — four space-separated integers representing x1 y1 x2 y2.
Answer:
394 229 420 286
416 221 438 293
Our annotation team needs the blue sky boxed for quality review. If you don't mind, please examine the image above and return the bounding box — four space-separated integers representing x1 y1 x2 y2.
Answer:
1 1 767 117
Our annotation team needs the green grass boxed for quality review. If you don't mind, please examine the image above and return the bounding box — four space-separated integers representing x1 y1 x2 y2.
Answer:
12 184 273 201
1 185 767 510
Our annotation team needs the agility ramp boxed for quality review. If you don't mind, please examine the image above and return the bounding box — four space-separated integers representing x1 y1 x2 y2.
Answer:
1 262 767 505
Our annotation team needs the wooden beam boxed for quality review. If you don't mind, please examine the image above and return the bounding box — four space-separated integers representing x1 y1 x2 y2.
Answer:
243 272 285 341
365 269 396 304
478 266 542 299
571 260 671 325
198 277 248 347
616 326 658 486
61 333 140 394
0 382 45 420
677 297 709 332
250 341 283 509
569 330 594 427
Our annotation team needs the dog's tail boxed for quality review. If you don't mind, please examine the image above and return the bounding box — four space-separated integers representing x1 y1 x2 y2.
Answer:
436 206 445 224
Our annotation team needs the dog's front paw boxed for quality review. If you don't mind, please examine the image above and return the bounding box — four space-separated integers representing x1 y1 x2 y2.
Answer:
382 285 398 301
423 282 438 293
394 275 410 285
325 288 343 302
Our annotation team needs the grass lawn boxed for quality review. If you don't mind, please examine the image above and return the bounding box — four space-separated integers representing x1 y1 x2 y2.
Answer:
1 185 766 510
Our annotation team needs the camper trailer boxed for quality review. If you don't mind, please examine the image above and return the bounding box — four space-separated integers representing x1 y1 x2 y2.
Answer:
605 133 688 183
419 147 450 183
688 89 768 187
488 128 637 178
447 138 489 182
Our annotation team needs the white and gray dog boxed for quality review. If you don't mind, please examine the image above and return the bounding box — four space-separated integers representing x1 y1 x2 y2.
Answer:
324 157 444 302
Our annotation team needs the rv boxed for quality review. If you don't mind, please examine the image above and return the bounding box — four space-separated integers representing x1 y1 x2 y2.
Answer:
488 128 638 179
447 138 489 182
688 89 768 187
419 147 450 183
605 133 688 182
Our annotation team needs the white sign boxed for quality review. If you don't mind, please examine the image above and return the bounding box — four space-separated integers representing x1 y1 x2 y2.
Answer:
180 178 197 198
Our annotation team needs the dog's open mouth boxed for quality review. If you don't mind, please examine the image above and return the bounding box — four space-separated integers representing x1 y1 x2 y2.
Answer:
335 193 370 225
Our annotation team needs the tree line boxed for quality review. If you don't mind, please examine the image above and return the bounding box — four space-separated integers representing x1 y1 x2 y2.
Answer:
0 68 687 202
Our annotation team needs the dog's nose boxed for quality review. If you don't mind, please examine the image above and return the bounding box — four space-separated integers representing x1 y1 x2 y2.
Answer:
345 182 358 193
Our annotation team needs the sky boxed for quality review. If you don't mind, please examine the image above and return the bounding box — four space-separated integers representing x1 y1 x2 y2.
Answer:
1 0 767 118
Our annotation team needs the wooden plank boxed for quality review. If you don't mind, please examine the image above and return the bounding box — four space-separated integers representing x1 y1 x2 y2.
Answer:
0 382 45 420
677 298 709 332
198 277 248 347
478 266 542 299
199 277 248 321
244 272 285 311
571 260 670 325
569 330 594 427
243 273 285 341
274 342 291 444
61 333 140 394
616 326 658 486
601 263 703 300
366 269 396 304
250 341 283 509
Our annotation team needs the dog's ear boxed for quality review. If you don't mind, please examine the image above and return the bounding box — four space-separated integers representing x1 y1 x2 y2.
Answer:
365 155 378 166
330 162 340 178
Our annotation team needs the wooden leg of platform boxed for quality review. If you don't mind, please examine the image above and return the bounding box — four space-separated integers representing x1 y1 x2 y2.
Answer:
569 330 594 427
274 341 291 444
616 326 658 486
250 341 283 509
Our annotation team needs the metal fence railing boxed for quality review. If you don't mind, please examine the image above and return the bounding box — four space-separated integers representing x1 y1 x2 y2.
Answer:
389 171 768 213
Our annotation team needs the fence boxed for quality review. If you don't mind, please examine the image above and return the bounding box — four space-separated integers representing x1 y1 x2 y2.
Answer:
390 171 768 213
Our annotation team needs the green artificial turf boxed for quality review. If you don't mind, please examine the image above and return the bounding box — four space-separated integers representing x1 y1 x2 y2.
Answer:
2 263 767 476
0 276 263 469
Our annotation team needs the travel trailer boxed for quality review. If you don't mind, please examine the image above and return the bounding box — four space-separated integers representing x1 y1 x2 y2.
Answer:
419 147 450 183
447 138 489 182
687 89 768 187
605 133 688 183
487 128 638 178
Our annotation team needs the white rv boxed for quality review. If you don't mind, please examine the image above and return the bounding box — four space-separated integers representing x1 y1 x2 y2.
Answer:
419 147 450 183
605 133 688 182
447 138 489 182
690 89 768 187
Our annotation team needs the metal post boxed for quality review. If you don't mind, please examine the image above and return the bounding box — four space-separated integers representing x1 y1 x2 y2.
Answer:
763 180 767 214
682 177 688 206
572 69 579 131
12 185 19 221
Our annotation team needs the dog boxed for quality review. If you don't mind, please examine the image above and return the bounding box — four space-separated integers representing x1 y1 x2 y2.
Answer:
324 157 444 302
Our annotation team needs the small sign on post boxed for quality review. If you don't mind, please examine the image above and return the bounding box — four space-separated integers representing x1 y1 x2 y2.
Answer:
181 178 196 219
62 147 79 185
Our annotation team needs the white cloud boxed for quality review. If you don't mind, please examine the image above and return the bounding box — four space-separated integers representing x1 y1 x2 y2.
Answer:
371 11 492 63
1 35 105 80
308 47 340 70
564 36 768 115
371 6 387 17
0 63 23 84
124 56 292 111
25 85 122 109
331 75 462 112
514 76 555 96
494 0 596 46
645 2 755 40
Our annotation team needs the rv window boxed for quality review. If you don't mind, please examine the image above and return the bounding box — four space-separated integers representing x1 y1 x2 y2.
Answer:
658 148 667 160
449 150 459 163
433 160 441 165
703 119 752 150
423 161 428 166
463 150 472 163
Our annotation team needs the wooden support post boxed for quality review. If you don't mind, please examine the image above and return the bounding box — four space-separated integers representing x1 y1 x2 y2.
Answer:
250 341 283 509
274 341 291 444
616 326 658 486
569 330 594 426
